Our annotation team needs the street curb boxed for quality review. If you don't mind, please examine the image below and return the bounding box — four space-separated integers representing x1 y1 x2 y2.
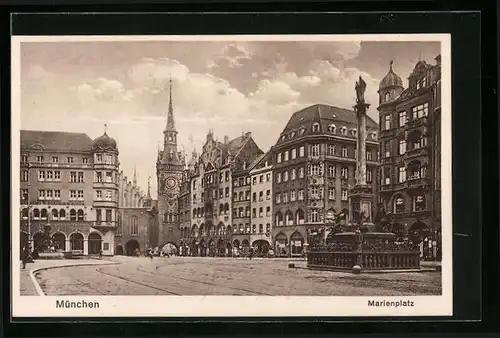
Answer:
29 260 119 296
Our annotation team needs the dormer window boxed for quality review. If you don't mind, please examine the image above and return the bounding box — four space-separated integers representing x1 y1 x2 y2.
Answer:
281 135 286 142
351 129 357 137
299 127 305 135
328 124 336 133
416 77 427 90
290 131 296 138
370 131 378 140
340 126 347 135
312 123 320 132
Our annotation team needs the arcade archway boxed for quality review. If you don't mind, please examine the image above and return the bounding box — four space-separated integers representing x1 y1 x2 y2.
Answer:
115 245 124 255
161 242 179 255
252 240 270 257
51 232 66 251
125 239 140 256
70 233 84 251
88 232 102 254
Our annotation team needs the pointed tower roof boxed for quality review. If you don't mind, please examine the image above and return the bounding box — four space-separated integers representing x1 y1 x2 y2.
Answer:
165 77 176 132
133 164 137 186
147 175 151 199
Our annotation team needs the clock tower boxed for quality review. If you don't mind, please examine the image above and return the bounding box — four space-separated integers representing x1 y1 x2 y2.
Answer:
156 78 185 248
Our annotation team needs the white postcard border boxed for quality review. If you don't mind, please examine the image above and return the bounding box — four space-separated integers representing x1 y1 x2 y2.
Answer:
11 33 452 318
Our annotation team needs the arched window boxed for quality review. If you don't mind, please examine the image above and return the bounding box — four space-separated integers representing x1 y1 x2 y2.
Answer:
77 209 84 221
384 92 390 102
224 203 229 214
41 209 48 219
340 126 347 135
290 131 296 138
312 123 320 132
394 196 405 213
351 128 357 137
238 207 244 217
51 209 58 219
328 124 336 133
413 194 426 211
275 212 284 226
299 127 306 135
59 209 66 220
21 208 29 219
69 209 76 221
281 135 286 141
371 131 378 140
408 160 422 180
131 216 138 235
285 210 294 225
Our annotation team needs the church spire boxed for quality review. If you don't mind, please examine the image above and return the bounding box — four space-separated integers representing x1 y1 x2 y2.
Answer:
166 76 176 132
147 175 151 199
133 164 137 186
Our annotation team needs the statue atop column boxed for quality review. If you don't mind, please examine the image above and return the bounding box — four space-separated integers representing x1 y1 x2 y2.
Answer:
355 75 367 103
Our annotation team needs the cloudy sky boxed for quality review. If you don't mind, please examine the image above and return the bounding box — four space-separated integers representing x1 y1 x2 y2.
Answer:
19 38 440 197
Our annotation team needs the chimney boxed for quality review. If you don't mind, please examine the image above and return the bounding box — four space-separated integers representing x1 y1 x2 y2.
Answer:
435 54 441 65
224 135 229 144
245 132 252 138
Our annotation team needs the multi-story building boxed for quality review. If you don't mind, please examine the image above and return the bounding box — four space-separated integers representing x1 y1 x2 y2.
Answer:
185 131 263 256
115 169 156 256
20 129 119 256
377 56 441 260
271 104 379 257
156 80 186 252
249 151 273 256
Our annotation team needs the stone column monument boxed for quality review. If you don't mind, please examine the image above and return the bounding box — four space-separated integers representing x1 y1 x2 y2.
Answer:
349 76 375 231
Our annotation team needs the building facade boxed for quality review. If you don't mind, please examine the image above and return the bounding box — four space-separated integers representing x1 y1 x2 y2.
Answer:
20 129 119 256
249 151 273 256
376 57 441 260
271 104 379 257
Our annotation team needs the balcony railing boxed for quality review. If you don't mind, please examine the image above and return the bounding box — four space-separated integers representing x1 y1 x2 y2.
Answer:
406 117 428 131
404 147 428 160
405 176 431 189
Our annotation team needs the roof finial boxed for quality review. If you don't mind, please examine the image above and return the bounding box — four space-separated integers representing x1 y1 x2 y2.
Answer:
147 175 151 199
133 164 137 186
104 123 107 135
389 60 394 71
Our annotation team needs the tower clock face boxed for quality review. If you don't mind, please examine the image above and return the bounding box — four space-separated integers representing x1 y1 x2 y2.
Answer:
166 177 177 189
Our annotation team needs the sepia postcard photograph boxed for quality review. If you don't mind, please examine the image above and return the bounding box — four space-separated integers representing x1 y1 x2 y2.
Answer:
11 34 452 317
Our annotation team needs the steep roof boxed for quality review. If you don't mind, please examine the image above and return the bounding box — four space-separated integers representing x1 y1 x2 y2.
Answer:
280 104 378 137
20 130 94 152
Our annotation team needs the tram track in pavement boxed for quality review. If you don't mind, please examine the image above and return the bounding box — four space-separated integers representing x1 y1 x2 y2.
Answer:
134 261 273 296
95 266 181 295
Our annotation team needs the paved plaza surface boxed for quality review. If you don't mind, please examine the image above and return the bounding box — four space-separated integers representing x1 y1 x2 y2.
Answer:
28 256 442 296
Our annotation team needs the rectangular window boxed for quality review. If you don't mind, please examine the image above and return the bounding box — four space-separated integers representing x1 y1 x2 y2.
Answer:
54 171 61 181
259 207 263 217
225 187 229 197
341 167 349 179
259 224 264 234
96 190 102 200
21 170 28 182
259 191 263 201
291 169 296 180
412 103 429 119
96 154 103 162
46 190 53 200
78 190 84 199
266 223 270 233
283 171 289 181
299 167 304 178
252 192 257 202
259 175 263 183
311 186 319 197
38 170 45 181
67 157 74 164
340 147 348 158
291 148 297 159
78 172 84 183
105 172 112 183
70 172 77 183
105 190 112 201
103 243 109 251
252 208 256 218
36 156 43 163
266 190 271 200
367 151 373 161
276 173 281 183
96 209 102 223
277 153 282 163
290 190 296 201
367 170 373 183
252 177 257 185
46 171 53 180
328 187 336 200
399 167 406 183
328 165 336 177
384 115 391 130
38 189 45 200
245 191 250 200
310 164 322 176
299 146 305 157
266 173 271 182
21 155 28 163
82 157 89 164
341 189 348 201
220 188 224 198
283 192 288 203
54 190 61 199
311 209 319 223
399 111 407 127
225 171 229 181
252 224 257 234
284 151 289 161
276 193 281 204
399 140 406 155
298 190 304 201
327 144 336 156
69 190 77 199
266 206 270 216
310 144 320 157
52 156 59 163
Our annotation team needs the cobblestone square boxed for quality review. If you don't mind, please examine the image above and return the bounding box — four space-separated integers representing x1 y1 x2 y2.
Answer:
31 256 442 296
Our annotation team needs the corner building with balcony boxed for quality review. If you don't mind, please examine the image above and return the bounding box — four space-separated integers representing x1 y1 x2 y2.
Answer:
20 129 119 256
377 57 441 260
271 104 379 257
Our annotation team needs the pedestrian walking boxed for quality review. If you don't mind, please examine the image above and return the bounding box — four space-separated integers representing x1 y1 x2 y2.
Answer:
21 245 31 269
98 249 103 259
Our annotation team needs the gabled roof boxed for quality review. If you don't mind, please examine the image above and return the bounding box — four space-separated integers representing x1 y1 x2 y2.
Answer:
20 130 93 152
248 150 272 172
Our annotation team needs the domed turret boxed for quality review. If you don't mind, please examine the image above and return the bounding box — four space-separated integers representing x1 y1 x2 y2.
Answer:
378 60 404 105
92 125 118 152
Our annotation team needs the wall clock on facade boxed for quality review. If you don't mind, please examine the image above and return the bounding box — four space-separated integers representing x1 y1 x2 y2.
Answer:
166 177 177 189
